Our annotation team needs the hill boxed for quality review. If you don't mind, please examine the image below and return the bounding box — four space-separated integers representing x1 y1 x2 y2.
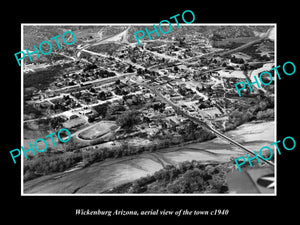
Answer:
24 25 273 48
22 25 274 64
126 25 273 43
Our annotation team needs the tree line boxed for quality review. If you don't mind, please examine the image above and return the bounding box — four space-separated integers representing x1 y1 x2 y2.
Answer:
105 160 230 194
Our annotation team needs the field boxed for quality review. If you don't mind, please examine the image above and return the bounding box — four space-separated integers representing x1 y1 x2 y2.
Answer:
24 63 73 90
23 122 67 158
212 37 259 49
78 121 118 140
23 103 43 119
63 118 86 130
86 43 124 55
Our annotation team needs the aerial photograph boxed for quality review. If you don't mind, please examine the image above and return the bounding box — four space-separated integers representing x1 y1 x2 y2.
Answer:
22 24 275 194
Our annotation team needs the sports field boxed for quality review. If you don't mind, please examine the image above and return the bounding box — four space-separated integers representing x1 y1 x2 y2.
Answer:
78 121 118 140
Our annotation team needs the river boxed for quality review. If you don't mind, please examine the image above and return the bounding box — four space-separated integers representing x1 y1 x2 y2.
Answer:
23 120 275 194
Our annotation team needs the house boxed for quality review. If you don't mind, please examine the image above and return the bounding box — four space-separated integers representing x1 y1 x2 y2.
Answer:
164 106 175 116
86 111 99 121
63 117 86 129
149 122 158 128
178 65 188 70
200 107 222 119
31 95 40 101
166 116 181 126
170 95 183 101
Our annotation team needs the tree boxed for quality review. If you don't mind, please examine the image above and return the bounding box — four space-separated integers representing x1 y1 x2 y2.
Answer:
98 91 106 100
106 104 126 117
116 110 141 131
90 87 96 93
166 168 205 193
174 66 179 72
258 101 268 111
83 64 97 72
126 65 135 73
256 109 274 120
49 116 65 129
93 103 110 118
131 57 137 63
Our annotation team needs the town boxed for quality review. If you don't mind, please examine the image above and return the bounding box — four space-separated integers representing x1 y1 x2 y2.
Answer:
23 25 275 194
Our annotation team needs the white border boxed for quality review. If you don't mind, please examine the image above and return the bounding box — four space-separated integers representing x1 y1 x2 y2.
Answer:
21 23 277 196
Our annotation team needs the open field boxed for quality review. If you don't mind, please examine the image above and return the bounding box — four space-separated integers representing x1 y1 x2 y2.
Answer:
22 25 275 194
24 63 74 90
212 36 259 48
78 121 117 140
23 128 67 158
86 43 124 55
63 118 86 130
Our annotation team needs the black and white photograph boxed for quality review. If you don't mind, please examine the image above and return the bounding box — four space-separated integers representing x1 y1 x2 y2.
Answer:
21 24 276 195
3 4 298 224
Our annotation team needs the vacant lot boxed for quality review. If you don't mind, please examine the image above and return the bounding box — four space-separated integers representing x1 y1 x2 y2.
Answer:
23 127 67 158
63 118 86 130
212 37 259 49
87 43 124 55
78 121 118 140
24 63 73 90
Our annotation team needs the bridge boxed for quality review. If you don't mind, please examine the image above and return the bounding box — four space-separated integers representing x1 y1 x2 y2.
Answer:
76 28 275 167
134 80 275 167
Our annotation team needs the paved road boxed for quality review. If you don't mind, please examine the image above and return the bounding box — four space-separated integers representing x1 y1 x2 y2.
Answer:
134 81 275 167
184 35 269 63
28 27 275 159
79 31 270 160
24 91 133 123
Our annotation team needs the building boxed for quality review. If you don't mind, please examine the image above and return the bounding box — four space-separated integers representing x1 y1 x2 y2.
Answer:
200 107 222 119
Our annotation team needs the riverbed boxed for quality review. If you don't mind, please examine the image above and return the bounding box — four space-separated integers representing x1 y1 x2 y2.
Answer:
23 120 275 194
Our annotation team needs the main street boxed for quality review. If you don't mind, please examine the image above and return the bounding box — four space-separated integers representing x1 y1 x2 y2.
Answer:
134 80 275 167
26 27 275 166
65 32 275 167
